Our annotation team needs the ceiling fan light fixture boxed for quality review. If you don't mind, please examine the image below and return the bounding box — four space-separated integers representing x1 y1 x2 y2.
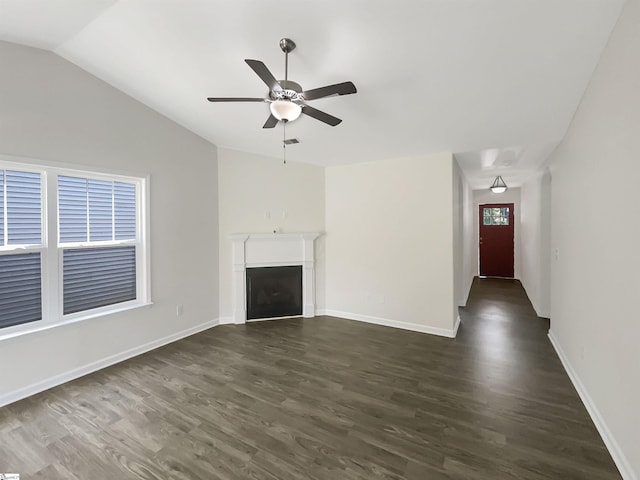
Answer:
270 100 302 122
490 175 508 194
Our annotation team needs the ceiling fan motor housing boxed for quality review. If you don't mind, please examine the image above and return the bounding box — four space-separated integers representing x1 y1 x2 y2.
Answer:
270 80 304 103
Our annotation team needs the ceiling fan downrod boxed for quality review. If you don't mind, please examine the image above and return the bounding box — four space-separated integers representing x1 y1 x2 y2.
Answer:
279 38 296 84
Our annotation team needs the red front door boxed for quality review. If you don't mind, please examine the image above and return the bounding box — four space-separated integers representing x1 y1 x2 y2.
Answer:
479 203 514 277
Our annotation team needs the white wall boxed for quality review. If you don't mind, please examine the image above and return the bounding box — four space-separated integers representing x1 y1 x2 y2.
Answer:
453 156 476 307
217 148 326 322
520 170 551 317
0 41 219 404
473 187 522 279
547 0 640 477
324 153 458 337
462 172 476 306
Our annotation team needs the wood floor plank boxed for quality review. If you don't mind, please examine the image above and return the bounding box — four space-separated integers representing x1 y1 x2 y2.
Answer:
0 278 622 479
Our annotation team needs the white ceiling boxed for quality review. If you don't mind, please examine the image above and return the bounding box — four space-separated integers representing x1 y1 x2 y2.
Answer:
0 0 625 188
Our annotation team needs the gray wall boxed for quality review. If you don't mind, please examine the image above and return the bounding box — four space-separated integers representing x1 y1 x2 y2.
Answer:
0 41 219 404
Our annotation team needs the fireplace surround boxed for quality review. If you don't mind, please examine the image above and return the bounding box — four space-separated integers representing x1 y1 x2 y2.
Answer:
230 232 321 323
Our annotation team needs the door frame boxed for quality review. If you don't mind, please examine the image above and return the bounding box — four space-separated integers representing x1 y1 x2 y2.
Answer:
478 203 515 278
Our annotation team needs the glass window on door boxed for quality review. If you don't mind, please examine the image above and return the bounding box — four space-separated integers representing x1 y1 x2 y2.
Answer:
483 207 510 225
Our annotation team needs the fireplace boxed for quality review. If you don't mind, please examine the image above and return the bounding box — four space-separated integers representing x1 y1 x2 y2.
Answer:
230 232 320 323
246 266 302 320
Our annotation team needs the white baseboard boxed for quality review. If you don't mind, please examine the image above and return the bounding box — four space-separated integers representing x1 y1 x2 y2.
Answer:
459 275 475 308
218 316 236 325
519 279 550 319
1 312 459 408
453 315 461 337
319 309 458 338
0 318 221 408
548 330 637 480
246 315 302 323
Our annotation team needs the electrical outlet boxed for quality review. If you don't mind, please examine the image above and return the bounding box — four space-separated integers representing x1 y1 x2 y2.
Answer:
176 304 184 317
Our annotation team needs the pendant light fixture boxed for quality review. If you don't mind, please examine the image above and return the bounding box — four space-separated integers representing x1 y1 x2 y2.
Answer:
490 175 508 194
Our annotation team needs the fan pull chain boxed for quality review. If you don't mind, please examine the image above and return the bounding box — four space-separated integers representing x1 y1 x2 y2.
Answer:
283 121 287 164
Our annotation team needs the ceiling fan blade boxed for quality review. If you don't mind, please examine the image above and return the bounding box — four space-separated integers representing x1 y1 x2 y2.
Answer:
302 81 357 101
263 114 279 128
301 105 342 126
207 97 267 102
245 59 283 92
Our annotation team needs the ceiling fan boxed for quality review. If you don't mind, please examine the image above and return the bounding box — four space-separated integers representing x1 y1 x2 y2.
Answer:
207 38 357 128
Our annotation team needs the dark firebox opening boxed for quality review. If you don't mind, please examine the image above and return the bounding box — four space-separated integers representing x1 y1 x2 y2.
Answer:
246 265 302 320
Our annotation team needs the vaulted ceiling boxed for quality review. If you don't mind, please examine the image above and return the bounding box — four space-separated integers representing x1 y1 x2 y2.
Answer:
0 0 625 188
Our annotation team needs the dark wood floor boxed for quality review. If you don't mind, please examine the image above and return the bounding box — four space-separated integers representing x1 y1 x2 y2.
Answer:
0 278 621 479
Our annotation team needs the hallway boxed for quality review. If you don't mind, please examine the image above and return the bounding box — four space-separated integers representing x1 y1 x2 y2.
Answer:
0 279 621 479
455 277 620 478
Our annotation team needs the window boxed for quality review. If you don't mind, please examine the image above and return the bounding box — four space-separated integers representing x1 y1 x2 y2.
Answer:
58 176 139 315
483 207 510 226
0 160 149 334
0 169 43 329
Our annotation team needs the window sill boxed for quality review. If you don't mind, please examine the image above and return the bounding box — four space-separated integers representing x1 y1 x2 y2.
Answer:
0 301 154 342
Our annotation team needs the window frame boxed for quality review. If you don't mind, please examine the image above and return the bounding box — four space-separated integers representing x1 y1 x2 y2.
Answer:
0 163 47 253
0 164 48 332
0 157 151 340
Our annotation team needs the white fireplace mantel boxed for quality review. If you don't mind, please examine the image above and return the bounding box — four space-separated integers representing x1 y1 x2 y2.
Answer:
230 232 321 323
